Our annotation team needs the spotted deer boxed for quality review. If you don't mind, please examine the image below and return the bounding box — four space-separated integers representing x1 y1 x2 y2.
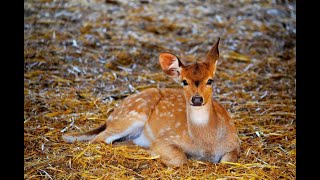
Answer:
62 38 240 166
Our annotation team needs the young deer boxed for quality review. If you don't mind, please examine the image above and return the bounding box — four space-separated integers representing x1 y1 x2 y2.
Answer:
62 38 240 166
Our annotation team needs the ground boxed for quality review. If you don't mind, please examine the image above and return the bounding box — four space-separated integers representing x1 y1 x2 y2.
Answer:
24 0 296 179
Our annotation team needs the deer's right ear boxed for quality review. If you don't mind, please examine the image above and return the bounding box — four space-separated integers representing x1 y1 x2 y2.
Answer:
159 52 183 78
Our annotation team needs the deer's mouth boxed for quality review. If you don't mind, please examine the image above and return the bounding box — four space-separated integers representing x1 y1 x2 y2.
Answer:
191 102 203 106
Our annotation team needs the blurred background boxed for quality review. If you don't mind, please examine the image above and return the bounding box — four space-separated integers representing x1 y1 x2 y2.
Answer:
24 0 296 179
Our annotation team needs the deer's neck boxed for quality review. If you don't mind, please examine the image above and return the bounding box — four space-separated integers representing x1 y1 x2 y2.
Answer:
186 99 218 146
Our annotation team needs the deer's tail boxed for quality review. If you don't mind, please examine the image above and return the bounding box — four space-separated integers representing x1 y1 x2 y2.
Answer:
62 123 106 143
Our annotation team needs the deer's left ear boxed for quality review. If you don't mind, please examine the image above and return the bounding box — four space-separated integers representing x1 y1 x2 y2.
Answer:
159 52 184 79
206 38 220 65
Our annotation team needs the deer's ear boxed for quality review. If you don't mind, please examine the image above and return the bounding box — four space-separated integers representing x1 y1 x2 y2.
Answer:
159 52 183 78
206 38 220 65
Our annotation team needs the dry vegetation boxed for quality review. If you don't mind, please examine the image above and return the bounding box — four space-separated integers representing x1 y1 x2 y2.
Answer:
24 0 296 179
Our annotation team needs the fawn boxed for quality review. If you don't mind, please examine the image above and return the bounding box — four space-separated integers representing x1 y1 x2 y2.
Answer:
62 38 240 166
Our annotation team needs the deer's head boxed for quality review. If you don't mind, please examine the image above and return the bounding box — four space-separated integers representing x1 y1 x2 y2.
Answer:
159 38 220 107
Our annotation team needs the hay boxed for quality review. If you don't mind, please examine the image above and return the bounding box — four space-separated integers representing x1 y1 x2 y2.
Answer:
24 0 295 179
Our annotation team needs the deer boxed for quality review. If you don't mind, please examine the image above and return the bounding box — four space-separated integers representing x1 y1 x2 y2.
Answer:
62 38 240 166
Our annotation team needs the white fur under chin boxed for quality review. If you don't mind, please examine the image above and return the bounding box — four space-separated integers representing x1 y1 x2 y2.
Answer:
188 105 210 125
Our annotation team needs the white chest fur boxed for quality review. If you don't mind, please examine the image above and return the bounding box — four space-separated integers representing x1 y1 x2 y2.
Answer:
188 105 210 125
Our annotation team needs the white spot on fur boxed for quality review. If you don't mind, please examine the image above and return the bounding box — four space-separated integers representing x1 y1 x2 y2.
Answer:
175 122 181 128
135 98 142 102
137 102 147 109
159 126 172 136
178 108 182 112
128 111 148 122
129 111 139 116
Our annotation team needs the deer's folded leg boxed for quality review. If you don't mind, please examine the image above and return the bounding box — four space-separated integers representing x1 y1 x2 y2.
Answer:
151 140 187 167
220 147 240 163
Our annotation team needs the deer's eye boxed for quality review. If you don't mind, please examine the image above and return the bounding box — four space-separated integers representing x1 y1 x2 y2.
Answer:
181 80 188 86
206 79 214 85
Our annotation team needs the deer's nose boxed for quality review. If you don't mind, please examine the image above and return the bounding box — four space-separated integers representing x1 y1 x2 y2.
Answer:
191 95 203 106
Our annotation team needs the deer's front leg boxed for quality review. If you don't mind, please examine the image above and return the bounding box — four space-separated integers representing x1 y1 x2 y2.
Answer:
151 140 187 167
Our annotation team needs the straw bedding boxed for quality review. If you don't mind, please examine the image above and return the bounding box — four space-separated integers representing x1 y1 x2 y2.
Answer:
24 0 296 179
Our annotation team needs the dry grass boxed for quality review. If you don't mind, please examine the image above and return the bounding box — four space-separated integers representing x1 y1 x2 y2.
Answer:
24 0 296 179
